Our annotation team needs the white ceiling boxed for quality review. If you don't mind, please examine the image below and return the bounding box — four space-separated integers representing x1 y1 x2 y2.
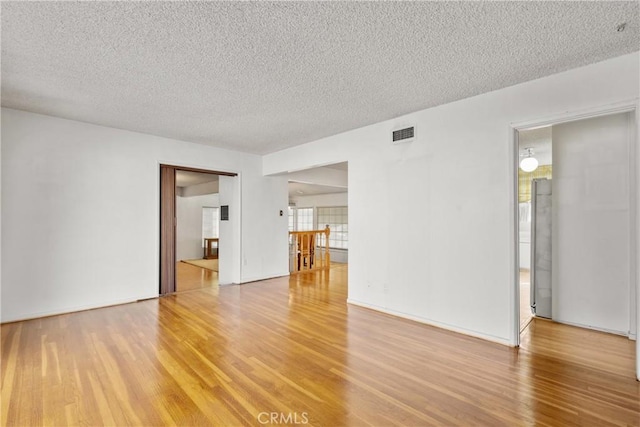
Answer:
323 162 348 172
288 181 346 198
287 162 348 197
2 2 638 154
175 170 218 188
519 126 552 166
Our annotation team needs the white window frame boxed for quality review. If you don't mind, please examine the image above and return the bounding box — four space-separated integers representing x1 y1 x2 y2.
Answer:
294 207 315 231
202 206 220 246
317 206 348 250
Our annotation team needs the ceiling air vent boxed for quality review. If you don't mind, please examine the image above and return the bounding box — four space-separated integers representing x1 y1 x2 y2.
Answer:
392 126 415 144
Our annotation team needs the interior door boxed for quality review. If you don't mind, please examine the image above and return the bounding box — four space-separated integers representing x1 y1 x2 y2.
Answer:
531 178 552 318
160 165 176 294
552 112 632 334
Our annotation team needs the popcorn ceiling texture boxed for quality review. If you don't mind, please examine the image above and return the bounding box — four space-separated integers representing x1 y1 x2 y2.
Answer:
1 1 638 154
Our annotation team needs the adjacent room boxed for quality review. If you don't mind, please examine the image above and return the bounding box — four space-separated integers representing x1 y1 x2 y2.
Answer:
287 162 348 274
175 170 220 292
517 126 553 331
517 112 636 341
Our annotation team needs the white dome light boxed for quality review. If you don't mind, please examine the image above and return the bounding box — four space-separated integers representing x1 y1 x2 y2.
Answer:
520 156 539 172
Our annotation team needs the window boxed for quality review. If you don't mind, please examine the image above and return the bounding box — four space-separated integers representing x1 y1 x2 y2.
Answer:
202 207 219 244
317 206 348 249
296 207 314 231
288 206 295 231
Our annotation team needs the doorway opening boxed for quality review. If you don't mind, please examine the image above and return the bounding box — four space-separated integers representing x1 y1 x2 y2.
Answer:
513 108 637 354
286 162 349 294
159 164 237 295
517 127 553 332
175 170 220 292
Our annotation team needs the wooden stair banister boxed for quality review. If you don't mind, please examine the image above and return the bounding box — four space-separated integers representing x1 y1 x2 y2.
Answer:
289 227 330 274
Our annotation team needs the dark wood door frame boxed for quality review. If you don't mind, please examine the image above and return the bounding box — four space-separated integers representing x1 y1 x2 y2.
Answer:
159 164 237 295
159 165 176 295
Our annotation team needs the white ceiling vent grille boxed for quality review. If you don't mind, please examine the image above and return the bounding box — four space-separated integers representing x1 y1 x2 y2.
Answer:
392 126 415 144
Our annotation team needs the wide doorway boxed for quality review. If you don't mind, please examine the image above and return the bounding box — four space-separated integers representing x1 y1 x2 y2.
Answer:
175 170 220 292
286 162 349 295
159 164 237 295
515 111 637 344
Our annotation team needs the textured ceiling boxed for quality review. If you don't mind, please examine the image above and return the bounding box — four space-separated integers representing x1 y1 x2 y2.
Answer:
2 2 638 154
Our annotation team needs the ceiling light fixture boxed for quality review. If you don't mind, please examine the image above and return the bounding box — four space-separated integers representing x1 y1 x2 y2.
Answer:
520 148 539 172
617 22 627 32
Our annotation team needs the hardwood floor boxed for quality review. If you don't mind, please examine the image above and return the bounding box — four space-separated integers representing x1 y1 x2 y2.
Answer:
519 269 532 331
176 261 218 292
2 264 638 426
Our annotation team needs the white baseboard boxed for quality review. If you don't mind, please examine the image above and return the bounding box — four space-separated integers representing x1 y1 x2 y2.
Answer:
240 271 290 284
346 298 512 347
0 295 153 324
552 317 629 337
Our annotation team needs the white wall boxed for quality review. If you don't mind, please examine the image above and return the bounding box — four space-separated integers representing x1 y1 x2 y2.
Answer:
264 52 640 345
219 175 240 284
519 229 530 270
176 193 219 261
244 171 291 282
291 192 349 263
0 108 3 322
1 109 289 322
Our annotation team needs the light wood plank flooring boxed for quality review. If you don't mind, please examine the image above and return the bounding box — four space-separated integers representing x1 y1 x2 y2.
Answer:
2 264 638 426
520 269 532 331
176 261 218 292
